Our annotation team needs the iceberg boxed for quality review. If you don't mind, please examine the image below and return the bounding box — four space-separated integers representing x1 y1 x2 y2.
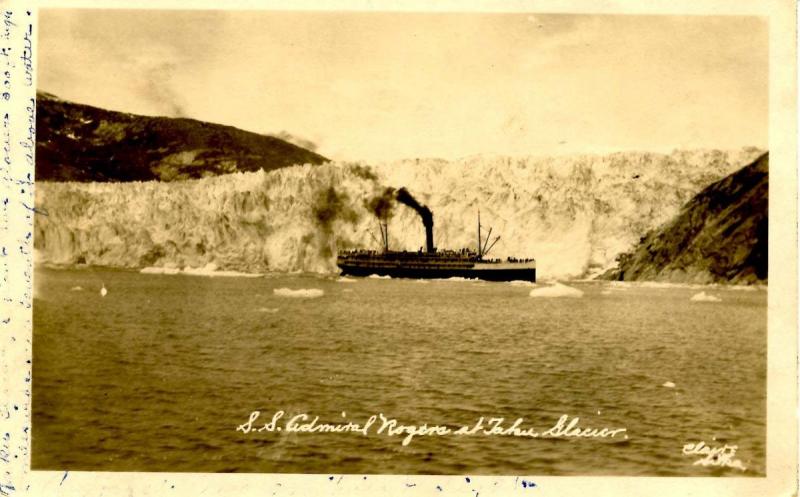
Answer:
690 291 722 302
140 266 181 275
529 282 584 298
141 263 262 277
182 263 263 278
273 288 324 298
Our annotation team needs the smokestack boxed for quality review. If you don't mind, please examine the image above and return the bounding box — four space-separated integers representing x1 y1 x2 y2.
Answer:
396 188 434 253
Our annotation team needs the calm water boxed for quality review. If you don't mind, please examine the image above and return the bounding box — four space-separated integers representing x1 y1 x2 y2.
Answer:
32 268 766 476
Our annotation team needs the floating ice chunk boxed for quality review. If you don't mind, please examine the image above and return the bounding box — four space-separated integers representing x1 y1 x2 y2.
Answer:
211 271 263 278
690 291 721 302
100 285 107 297
529 282 584 298
257 307 280 313
70 286 83 291
729 286 757 292
367 274 391 279
662 381 676 388
185 262 217 275
342 288 354 293
141 264 261 277
273 288 324 298
640 281 690 289
140 266 180 275
509 280 536 287
183 263 262 278
337 277 358 283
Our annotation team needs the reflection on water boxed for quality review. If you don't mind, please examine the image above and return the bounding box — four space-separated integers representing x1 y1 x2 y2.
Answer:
32 268 766 475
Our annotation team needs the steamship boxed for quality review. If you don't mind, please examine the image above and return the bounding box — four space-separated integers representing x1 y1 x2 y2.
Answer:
337 190 536 282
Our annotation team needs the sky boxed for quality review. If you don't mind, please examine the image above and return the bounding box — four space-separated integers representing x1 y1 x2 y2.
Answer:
38 10 768 162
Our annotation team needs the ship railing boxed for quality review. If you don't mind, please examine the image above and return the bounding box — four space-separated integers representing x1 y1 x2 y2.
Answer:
506 257 536 263
338 250 535 264
338 249 480 260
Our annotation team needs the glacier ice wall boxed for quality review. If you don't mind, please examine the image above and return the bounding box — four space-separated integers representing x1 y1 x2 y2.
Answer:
34 148 763 279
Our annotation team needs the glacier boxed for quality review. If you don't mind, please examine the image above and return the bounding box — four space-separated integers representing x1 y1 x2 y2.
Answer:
34 147 763 279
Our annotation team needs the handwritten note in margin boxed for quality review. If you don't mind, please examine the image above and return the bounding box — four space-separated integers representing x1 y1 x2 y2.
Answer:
0 4 35 496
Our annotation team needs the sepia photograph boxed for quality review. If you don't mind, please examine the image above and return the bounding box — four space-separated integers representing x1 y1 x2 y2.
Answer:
24 4 787 488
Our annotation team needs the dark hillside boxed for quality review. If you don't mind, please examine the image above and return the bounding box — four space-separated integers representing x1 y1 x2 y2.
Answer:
36 91 328 182
603 153 768 284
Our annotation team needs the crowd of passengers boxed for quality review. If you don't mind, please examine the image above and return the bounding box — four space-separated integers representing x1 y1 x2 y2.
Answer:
339 248 534 263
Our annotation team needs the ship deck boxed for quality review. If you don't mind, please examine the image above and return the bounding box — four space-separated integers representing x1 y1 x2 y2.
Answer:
336 250 536 281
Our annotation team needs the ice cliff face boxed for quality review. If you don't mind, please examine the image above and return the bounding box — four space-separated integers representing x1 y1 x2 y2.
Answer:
34 148 764 279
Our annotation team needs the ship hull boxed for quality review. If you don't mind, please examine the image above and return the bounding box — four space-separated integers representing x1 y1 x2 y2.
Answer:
338 262 536 282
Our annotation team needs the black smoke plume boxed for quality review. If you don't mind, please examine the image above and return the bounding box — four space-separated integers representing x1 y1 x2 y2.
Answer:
366 187 397 220
347 163 378 181
365 187 435 253
312 186 359 258
396 187 433 227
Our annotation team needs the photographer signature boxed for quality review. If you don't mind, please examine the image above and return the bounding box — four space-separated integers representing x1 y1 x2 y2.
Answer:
682 441 746 471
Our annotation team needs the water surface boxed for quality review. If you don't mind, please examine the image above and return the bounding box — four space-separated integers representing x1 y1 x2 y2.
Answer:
32 268 766 475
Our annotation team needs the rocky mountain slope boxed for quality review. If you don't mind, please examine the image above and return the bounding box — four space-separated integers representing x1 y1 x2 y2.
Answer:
603 153 768 284
34 148 764 278
36 91 328 182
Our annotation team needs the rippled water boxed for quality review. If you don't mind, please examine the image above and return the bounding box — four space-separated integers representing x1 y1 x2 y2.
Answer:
32 268 766 475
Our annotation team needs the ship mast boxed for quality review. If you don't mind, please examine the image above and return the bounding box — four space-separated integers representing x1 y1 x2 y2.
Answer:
369 229 381 249
477 210 482 257
482 227 493 255
376 219 389 253
477 209 501 258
